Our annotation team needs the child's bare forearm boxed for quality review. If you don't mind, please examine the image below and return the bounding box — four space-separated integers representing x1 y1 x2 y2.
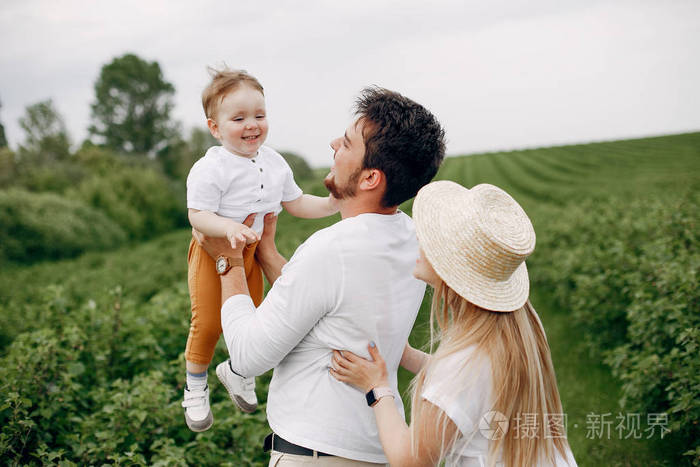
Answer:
282 194 338 219
188 209 238 238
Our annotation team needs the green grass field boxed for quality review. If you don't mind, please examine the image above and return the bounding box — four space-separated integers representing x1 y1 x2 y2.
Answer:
1 132 697 465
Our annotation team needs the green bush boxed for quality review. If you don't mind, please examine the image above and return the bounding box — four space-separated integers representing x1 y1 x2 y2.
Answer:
69 165 186 240
0 281 273 465
14 161 87 194
0 189 126 263
0 323 88 463
530 193 699 462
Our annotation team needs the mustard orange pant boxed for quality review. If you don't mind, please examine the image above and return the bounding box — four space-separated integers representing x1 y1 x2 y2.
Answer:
185 237 264 365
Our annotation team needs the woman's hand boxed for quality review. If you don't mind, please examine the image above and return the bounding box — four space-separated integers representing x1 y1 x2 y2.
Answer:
330 342 389 392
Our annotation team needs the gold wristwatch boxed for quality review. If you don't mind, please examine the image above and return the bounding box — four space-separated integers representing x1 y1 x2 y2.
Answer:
215 256 244 275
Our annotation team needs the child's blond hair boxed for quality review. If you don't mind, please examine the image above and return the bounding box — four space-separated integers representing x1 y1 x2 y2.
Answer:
202 67 264 119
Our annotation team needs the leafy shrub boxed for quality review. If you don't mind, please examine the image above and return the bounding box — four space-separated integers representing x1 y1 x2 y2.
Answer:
530 193 699 462
14 161 87 194
0 230 192 349
0 280 273 465
0 189 126 263
69 165 186 240
0 323 88 463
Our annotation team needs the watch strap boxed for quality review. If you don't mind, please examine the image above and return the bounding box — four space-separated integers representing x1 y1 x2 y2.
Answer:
365 386 394 407
216 256 245 275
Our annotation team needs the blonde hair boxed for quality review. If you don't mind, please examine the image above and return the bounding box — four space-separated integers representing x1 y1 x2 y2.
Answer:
409 282 572 466
201 66 264 119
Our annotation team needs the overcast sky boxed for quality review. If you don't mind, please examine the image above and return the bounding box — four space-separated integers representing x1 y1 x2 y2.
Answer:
1 0 699 167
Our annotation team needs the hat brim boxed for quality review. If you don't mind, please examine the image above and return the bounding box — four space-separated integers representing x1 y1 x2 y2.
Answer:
413 181 530 312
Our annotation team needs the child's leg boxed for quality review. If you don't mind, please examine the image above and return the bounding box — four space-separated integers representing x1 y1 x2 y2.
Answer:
182 237 222 431
214 240 263 414
243 240 264 307
186 238 223 368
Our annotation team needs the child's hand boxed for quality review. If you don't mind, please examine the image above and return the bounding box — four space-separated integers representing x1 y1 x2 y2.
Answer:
328 194 340 213
226 220 259 247
329 342 389 392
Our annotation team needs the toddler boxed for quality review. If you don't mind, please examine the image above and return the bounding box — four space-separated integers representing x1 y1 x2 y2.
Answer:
182 68 338 432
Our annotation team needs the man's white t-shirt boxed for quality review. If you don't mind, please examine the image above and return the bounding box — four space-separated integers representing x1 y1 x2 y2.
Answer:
221 211 426 463
422 346 578 466
186 145 302 234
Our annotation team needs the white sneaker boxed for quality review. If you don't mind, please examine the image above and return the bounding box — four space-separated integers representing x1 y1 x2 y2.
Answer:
216 360 258 413
181 385 213 432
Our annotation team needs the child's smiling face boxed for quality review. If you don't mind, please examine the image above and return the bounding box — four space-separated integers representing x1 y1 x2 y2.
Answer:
208 84 268 157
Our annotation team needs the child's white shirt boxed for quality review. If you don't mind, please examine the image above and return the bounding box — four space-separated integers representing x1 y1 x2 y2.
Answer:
187 145 303 234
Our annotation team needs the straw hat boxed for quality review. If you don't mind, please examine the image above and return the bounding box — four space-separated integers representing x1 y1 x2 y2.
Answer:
413 181 536 312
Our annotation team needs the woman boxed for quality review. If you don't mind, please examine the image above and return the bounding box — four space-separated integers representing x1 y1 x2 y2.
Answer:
330 181 577 466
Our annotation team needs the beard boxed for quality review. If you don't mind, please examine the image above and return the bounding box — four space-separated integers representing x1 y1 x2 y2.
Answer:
324 168 362 200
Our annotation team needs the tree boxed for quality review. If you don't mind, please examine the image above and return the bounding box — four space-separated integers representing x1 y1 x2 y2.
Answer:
0 98 7 148
18 99 71 163
0 147 16 187
89 53 177 155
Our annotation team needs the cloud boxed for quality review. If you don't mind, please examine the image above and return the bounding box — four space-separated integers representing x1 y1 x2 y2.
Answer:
1 0 698 166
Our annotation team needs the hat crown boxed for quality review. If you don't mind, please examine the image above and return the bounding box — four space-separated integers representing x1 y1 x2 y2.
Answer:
462 184 535 281
414 180 536 312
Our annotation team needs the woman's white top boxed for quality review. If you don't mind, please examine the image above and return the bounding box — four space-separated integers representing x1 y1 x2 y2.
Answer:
186 145 302 234
422 346 578 466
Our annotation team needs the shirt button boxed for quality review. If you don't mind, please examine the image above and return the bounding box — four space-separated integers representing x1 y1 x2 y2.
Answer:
261 184 264 189
260 168 263 172
251 159 256 163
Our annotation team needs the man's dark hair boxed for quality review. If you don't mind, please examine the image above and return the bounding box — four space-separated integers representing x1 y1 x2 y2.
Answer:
355 86 445 208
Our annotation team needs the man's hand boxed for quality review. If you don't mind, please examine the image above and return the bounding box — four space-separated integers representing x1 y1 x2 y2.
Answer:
195 231 245 259
257 212 278 256
254 212 287 286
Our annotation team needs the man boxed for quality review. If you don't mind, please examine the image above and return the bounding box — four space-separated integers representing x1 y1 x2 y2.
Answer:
198 87 445 465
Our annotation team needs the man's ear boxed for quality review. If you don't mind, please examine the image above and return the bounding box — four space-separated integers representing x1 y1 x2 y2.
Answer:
360 169 385 191
207 118 220 139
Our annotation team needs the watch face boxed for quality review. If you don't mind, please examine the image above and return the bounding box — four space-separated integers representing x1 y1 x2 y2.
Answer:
216 257 227 273
365 389 377 407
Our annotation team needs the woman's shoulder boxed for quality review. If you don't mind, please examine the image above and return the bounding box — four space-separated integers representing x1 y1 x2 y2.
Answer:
429 345 488 380
424 346 492 408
